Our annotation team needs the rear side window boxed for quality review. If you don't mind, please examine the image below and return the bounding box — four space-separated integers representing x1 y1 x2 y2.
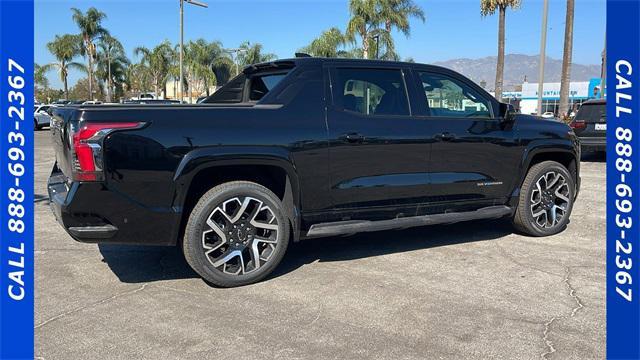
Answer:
205 74 247 103
332 68 410 116
204 70 290 103
575 104 606 122
249 73 288 101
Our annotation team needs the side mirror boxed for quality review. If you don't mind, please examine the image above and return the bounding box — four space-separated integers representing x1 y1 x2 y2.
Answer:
499 103 516 123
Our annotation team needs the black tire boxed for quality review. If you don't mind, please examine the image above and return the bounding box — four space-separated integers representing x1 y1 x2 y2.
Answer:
513 161 575 236
182 181 290 287
34 120 40 131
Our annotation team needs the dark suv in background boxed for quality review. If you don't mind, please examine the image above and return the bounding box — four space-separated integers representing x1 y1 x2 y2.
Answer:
570 99 606 152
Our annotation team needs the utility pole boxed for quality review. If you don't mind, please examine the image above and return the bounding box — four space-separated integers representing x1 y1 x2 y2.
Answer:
179 0 183 103
600 34 606 98
537 0 549 116
225 48 248 76
179 0 208 103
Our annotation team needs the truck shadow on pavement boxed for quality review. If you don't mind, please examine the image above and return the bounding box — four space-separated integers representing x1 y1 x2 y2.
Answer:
98 218 514 285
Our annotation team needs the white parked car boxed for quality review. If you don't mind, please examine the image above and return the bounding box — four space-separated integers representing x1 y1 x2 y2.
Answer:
541 112 556 119
34 104 53 130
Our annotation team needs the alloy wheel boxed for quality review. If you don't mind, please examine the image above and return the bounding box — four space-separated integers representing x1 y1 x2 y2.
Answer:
201 196 280 275
530 171 571 228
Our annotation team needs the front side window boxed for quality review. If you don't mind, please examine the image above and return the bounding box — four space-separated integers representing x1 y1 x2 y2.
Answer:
419 72 492 118
333 68 410 116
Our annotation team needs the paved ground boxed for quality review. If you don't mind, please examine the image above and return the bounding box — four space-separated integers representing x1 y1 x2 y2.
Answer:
34 130 606 360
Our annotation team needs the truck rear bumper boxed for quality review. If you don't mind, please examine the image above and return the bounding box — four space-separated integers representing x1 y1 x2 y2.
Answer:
579 137 606 152
48 167 181 246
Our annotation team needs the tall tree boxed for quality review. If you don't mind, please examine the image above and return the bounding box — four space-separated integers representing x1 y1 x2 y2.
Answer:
346 0 379 59
134 40 173 98
71 7 109 100
300 28 350 57
378 0 425 59
124 62 152 96
97 34 126 102
237 41 277 67
558 0 575 118
346 0 424 60
480 0 521 100
183 39 233 101
42 34 85 99
34 63 50 92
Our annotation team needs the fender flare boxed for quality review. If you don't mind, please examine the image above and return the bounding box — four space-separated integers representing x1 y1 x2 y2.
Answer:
172 145 302 241
510 140 579 203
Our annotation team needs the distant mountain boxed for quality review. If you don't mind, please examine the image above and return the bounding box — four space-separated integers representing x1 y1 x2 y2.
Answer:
433 54 601 91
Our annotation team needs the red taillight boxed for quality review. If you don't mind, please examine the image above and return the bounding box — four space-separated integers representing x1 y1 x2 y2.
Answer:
570 120 586 130
72 122 142 181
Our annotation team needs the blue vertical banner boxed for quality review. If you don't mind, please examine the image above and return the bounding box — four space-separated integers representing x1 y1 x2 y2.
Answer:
607 0 640 359
0 0 35 359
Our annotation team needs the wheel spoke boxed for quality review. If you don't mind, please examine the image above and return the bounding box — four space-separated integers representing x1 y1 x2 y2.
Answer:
555 186 570 203
545 172 559 189
251 205 279 231
548 206 558 225
211 249 245 275
204 219 227 249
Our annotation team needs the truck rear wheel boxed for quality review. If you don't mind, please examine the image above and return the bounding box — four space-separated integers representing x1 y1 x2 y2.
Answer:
182 181 290 287
513 161 575 236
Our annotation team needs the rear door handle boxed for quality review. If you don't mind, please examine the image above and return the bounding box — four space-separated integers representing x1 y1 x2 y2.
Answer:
343 132 365 143
435 132 456 141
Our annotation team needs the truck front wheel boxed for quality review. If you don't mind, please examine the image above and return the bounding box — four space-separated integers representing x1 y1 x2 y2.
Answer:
513 161 575 236
182 181 290 287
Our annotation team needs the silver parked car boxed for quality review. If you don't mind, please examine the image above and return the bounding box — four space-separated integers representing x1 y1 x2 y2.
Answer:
34 104 53 130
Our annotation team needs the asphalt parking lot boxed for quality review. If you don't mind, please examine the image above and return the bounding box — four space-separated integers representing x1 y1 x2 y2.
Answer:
34 129 606 360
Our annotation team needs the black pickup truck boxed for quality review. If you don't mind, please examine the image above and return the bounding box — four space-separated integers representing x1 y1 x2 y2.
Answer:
49 58 580 287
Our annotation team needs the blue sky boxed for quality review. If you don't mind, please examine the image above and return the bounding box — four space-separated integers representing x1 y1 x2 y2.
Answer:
35 0 606 89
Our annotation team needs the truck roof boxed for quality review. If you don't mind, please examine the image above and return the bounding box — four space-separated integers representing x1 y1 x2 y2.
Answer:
244 57 451 73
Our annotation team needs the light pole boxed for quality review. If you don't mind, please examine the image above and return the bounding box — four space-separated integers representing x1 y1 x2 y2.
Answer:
537 0 549 116
372 35 380 59
600 34 606 99
179 0 208 103
225 48 247 76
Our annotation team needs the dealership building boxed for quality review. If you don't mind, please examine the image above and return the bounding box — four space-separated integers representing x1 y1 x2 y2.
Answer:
501 78 604 115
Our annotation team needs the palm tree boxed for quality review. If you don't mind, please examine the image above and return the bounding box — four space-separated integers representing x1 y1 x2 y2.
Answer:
346 0 424 60
183 39 233 101
124 62 152 96
377 0 425 59
346 0 379 59
480 0 521 100
134 41 173 98
558 0 575 118
34 63 49 91
96 34 126 102
300 28 350 58
42 34 85 99
71 7 109 100
237 41 277 67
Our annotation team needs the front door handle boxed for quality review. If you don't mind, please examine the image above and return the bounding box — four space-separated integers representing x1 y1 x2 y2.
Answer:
435 132 456 141
343 132 365 143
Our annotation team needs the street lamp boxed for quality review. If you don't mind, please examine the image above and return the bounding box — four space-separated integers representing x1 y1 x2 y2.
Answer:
180 0 208 103
225 48 248 76
537 0 549 116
